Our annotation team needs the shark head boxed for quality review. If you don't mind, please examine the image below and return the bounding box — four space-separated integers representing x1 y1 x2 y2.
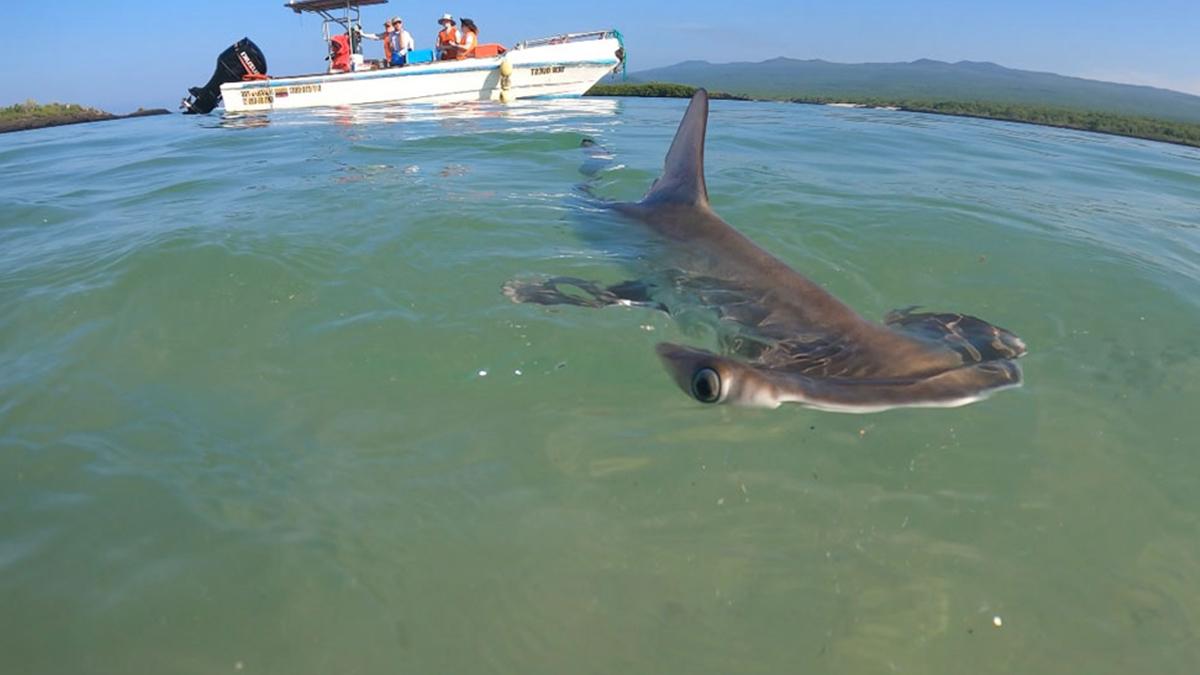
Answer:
657 341 1023 412
655 342 785 408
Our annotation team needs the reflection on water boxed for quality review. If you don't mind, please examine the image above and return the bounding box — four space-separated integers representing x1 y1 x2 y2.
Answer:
1 97 1199 675
217 97 622 130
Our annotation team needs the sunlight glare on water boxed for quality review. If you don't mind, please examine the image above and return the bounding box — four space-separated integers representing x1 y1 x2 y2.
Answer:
1 97 1199 674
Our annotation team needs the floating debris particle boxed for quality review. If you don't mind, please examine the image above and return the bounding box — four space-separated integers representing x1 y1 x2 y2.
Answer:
993 615 1003 628
514 369 523 376
477 370 488 377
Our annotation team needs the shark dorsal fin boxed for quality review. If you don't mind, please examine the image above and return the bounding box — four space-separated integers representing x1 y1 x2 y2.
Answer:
642 89 710 207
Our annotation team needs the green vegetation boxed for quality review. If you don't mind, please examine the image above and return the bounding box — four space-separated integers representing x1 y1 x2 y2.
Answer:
587 82 1200 149
1 100 168 133
866 99 1200 148
587 82 749 101
1 100 106 120
1 100 113 133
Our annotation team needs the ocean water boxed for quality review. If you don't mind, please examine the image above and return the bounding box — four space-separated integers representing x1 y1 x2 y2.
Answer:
1 98 1198 674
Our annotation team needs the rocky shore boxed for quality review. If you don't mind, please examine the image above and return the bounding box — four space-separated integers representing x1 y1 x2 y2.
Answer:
1 102 170 134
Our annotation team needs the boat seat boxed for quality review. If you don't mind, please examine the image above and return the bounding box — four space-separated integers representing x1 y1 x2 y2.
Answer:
407 49 435 65
473 44 506 58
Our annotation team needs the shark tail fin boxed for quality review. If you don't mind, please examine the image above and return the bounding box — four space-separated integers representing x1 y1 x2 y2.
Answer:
641 89 710 207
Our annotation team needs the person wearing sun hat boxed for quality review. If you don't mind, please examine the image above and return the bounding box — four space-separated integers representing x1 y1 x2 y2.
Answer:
436 13 460 61
453 18 478 59
354 19 394 66
388 17 415 65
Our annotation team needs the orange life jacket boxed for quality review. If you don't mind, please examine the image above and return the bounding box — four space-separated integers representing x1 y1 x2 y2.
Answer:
436 26 458 59
330 34 351 72
382 29 395 61
457 30 478 59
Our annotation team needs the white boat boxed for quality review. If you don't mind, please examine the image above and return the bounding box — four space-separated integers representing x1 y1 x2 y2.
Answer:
182 0 625 114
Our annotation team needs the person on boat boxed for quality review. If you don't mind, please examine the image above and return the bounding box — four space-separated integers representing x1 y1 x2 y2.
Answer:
388 17 416 66
435 14 460 61
454 19 479 59
328 33 352 72
354 21 395 66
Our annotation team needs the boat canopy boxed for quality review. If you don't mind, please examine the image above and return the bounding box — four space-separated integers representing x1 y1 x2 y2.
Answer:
286 0 388 14
285 0 389 58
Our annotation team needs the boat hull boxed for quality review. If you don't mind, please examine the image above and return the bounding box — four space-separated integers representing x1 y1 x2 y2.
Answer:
220 35 621 112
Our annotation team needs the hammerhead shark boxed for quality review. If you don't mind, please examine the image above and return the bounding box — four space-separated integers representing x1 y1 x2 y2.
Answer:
505 90 1026 411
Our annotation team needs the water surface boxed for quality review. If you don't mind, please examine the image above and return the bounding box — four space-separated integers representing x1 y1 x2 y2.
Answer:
2 98 1199 674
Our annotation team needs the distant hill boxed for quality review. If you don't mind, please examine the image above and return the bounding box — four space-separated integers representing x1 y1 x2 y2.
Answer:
630 58 1200 124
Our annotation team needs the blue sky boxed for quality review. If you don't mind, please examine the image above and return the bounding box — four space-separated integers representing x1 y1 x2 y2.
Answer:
2 0 1197 111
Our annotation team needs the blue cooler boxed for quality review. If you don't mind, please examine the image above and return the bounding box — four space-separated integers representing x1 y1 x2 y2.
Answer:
406 49 435 65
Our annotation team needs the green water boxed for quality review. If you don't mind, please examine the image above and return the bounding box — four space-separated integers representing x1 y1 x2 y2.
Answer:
2 99 1198 674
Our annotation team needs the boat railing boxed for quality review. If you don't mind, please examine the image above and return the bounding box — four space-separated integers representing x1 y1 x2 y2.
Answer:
513 31 616 50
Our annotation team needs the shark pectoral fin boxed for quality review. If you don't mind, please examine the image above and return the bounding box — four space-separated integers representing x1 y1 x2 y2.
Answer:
641 90 710 207
884 308 1028 362
579 137 616 178
503 276 666 312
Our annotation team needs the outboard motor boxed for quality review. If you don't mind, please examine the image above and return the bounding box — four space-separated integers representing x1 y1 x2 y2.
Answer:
181 38 267 114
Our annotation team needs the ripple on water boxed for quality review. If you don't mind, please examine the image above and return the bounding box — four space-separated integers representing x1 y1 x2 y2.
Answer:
1 98 1199 674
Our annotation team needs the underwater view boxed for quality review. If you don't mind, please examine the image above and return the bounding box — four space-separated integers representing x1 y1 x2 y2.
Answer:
2 97 1198 674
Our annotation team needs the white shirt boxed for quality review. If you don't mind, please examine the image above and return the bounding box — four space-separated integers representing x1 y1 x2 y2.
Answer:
359 28 414 54
396 29 415 54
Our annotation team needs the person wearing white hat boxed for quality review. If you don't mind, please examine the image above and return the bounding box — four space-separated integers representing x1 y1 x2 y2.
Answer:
353 20 395 66
355 17 414 67
436 14 461 61
387 17 415 65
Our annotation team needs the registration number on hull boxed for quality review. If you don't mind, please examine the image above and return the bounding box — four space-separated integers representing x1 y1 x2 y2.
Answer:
530 66 565 76
240 89 274 106
240 84 322 106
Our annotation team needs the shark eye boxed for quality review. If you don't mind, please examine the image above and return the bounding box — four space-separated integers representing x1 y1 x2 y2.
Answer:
691 368 722 403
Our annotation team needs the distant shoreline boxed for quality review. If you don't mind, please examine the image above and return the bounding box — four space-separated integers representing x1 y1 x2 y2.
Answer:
585 83 1200 150
0 102 171 134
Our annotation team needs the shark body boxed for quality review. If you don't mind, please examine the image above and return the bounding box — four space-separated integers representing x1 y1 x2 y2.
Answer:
506 90 1026 411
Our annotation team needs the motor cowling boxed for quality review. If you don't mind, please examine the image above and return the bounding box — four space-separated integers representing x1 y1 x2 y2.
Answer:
182 38 268 114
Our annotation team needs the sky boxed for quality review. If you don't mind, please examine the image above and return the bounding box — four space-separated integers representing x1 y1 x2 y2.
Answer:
1 0 1197 112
